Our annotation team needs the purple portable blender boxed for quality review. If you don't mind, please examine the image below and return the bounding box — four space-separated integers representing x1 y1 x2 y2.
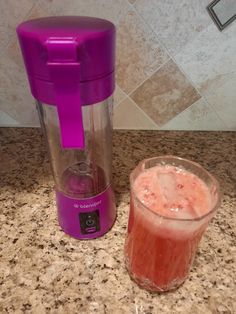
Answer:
17 16 116 239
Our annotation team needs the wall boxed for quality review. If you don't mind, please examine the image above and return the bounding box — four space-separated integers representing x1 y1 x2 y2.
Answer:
0 0 235 130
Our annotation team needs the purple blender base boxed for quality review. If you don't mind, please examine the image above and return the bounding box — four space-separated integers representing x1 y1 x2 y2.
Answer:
56 185 116 239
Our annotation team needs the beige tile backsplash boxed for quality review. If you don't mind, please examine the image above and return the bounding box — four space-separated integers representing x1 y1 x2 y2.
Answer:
0 0 34 50
130 60 200 126
113 97 157 130
135 0 211 55
117 9 169 94
0 0 235 130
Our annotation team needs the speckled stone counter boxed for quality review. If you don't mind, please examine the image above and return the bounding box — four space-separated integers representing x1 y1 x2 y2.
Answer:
0 128 235 314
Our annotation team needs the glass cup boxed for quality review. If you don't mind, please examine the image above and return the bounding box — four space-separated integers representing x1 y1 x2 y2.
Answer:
124 156 221 292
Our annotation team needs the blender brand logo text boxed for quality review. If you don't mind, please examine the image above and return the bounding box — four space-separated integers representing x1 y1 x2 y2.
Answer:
73 200 102 209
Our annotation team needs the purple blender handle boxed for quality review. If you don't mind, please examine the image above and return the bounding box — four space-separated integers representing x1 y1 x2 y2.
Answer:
17 16 116 149
46 38 84 149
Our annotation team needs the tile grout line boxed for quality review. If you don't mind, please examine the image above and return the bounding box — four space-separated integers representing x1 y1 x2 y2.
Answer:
115 4 171 108
133 3 199 93
200 97 229 129
0 2 37 59
170 51 229 129
132 4 174 61
159 98 222 131
2 0 227 130
165 22 229 128
114 93 158 129
114 4 197 129
129 4 205 126
132 5 228 128
114 95 127 108
124 55 200 129
114 90 128 109
128 48 228 129
120 4 172 96
133 2 214 64
115 2 169 96
127 58 170 97
126 95 160 129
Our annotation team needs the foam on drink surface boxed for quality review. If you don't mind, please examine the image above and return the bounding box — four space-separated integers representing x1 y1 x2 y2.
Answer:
133 165 211 221
126 164 216 291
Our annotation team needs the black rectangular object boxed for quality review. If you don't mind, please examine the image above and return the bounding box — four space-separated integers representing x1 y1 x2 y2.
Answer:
79 210 100 234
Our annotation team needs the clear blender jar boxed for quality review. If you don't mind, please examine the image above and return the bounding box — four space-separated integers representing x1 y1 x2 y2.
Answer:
17 16 116 239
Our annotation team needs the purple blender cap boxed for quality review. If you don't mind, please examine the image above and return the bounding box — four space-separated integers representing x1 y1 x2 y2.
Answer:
17 16 116 149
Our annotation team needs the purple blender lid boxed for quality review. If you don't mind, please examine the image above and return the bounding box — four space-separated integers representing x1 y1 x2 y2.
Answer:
17 16 116 149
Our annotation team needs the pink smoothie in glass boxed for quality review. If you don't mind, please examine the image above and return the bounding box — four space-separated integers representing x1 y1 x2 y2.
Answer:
125 164 214 291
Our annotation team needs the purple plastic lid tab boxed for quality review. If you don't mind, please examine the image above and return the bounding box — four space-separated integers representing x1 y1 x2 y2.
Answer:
17 16 116 149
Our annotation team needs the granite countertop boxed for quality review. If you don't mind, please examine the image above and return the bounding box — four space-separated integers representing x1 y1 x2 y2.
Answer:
0 128 235 314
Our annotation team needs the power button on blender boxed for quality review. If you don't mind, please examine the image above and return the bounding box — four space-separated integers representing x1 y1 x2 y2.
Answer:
86 218 95 226
79 210 100 234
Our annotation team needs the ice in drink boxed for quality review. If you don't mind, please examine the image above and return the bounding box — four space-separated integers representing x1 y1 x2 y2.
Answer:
125 157 220 292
